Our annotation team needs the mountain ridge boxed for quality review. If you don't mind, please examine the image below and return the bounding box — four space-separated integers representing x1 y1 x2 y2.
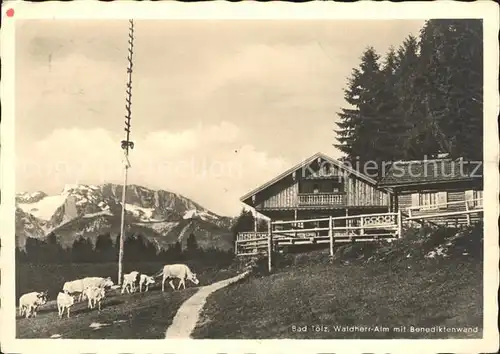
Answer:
16 183 237 251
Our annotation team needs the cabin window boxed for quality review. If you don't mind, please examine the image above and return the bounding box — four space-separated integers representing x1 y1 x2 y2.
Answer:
299 180 343 194
331 181 342 193
322 163 332 177
420 193 437 209
412 192 447 210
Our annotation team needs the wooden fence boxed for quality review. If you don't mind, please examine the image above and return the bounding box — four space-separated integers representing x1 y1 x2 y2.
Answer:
235 211 402 262
235 199 484 272
404 198 483 227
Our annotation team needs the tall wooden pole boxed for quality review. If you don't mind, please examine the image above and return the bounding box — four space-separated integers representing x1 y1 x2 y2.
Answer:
118 19 135 286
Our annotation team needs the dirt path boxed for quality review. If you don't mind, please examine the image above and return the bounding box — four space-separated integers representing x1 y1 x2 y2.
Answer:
165 271 250 338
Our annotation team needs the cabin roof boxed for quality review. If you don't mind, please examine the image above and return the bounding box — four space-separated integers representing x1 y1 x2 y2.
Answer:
240 152 379 203
378 159 482 188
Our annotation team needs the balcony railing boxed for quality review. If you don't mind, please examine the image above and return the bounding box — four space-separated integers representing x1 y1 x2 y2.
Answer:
237 232 268 241
298 192 346 206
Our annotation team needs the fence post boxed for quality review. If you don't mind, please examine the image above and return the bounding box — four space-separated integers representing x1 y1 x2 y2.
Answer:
397 209 402 238
360 216 364 236
465 200 471 226
268 220 273 273
329 215 334 256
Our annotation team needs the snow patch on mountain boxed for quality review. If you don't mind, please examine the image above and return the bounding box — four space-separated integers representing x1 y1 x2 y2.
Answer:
62 184 99 193
16 191 48 204
83 210 114 218
124 203 157 221
135 221 179 234
183 209 219 221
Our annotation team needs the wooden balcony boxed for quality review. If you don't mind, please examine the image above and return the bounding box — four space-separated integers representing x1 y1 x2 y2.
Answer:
297 192 346 207
237 232 268 241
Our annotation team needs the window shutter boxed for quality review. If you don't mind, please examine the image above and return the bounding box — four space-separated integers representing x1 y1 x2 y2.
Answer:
465 190 473 201
411 193 419 207
437 192 448 208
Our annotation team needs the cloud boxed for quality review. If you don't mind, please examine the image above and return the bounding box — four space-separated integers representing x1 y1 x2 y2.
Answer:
15 122 289 216
14 20 427 215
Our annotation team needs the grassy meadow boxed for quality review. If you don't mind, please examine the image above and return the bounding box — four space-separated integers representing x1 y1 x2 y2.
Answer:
191 224 484 339
191 259 482 339
15 261 241 339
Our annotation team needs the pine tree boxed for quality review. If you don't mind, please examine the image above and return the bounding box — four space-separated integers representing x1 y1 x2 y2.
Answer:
25 237 44 263
392 35 433 159
186 233 198 254
335 20 483 163
95 233 115 262
71 237 94 263
416 19 482 160
16 247 28 263
335 47 383 169
231 208 255 245
373 46 406 164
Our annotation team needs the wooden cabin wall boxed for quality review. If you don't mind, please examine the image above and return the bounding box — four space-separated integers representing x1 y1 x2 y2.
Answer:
255 176 389 209
398 190 475 213
256 176 299 209
345 177 388 207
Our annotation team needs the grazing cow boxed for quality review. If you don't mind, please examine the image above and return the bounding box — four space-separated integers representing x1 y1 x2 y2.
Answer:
63 277 114 301
139 274 155 292
121 271 140 294
83 286 106 311
56 292 75 319
18 291 48 318
160 264 199 292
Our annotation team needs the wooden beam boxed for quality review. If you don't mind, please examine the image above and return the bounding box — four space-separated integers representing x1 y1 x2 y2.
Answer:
397 209 402 238
465 200 471 226
294 209 298 238
329 215 334 256
267 220 273 273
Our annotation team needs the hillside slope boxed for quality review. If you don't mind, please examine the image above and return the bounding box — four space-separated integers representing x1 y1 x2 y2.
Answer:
192 223 484 339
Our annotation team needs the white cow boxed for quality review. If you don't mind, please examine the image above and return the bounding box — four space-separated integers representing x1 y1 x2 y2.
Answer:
83 286 106 311
18 291 48 318
56 292 75 319
121 271 140 294
63 277 114 301
139 274 155 292
160 264 199 292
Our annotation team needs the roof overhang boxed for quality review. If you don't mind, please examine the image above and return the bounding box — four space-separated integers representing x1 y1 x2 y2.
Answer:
378 178 479 189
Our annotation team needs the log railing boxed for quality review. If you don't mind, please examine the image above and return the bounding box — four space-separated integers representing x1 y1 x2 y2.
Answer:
235 211 401 259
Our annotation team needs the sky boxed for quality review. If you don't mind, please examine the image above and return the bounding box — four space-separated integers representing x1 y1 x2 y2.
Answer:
15 19 425 216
